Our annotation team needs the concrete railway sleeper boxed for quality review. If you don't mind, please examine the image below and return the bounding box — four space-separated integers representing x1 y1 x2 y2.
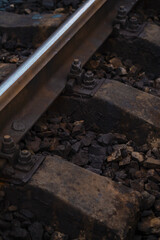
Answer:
0 0 160 239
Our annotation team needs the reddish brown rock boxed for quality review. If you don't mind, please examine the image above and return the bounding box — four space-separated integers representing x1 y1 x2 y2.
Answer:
138 217 160 236
144 158 160 169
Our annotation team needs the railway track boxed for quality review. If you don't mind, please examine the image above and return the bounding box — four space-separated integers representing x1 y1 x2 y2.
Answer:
0 0 160 239
0 0 138 181
0 0 138 142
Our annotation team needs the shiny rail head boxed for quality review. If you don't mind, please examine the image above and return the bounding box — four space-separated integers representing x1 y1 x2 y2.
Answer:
0 0 103 98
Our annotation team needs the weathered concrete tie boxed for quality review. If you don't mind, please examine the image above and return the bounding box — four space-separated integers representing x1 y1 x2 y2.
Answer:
25 155 141 240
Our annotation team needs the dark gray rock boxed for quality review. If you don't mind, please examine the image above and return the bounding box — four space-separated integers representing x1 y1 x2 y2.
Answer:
10 227 28 239
97 133 114 145
141 191 155 210
71 149 89 166
20 209 34 220
71 141 81 153
89 143 106 156
0 219 11 230
28 222 44 240
89 154 104 169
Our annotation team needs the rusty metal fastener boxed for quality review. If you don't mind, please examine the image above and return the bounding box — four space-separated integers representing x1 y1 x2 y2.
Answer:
114 6 127 27
71 59 82 72
117 6 127 20
68 59 83 84
12 120 25 132
82 71 96 89
128 16 139 31
2 135 16 154
18 150 32 166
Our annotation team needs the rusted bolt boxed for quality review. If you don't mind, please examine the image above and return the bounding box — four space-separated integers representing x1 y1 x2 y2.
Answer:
114 6 127 27
83 71 96 88
117 6 127 20
70 59 82 74
18 150 32 165
68 59 83 84
4 135 12 142
128 16 139 30
12 120 25 132
72 59 81 69
83 71 94 84
2 135 16 154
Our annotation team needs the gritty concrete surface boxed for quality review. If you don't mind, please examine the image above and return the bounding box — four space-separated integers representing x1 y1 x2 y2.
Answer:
88 79 160 143
0 12 68 47
102 22 160 75
140 23 160 47
96 80 160 129
18 155 142 240
53 78 160 144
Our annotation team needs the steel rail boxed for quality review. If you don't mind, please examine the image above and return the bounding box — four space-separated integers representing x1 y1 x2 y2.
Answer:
0 0 138 143
0 0 105 109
